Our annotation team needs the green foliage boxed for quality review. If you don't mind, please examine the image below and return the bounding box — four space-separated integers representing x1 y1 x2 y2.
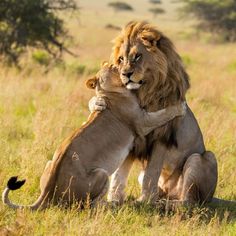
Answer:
66 62 86 75
0 0 77 65
32 50 51 66
108 2 133 12
181 54 193 67
181 0 236 41
227 60 236 72
65 63 100 76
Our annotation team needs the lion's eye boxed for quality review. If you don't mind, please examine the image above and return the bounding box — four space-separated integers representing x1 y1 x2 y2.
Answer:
118 56 124 64
134 54 142 62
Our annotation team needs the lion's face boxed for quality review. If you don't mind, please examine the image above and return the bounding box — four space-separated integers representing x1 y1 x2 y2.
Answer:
113 22 169 91
115 41 148 90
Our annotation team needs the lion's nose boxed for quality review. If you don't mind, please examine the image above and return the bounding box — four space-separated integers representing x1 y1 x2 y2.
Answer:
122 71 133 79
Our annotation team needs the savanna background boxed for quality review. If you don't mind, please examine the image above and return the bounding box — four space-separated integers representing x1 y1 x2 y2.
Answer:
0 0 236 235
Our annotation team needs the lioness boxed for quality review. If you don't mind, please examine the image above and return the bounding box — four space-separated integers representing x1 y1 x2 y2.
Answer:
2 63 185 210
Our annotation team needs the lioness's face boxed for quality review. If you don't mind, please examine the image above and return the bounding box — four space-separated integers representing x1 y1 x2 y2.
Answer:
97 65 123 92
86 64 123 92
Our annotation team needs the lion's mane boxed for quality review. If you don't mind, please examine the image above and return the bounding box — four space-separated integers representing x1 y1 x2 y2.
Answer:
112 21 190 151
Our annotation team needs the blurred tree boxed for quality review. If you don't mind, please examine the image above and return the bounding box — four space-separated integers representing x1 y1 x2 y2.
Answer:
149 0 162 4
108 2 133 12
181 0 236 41
149 7 165 18
0 0 77 65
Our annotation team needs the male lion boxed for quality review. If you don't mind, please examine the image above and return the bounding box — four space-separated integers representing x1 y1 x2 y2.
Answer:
2 63 185 210
90 21 219 205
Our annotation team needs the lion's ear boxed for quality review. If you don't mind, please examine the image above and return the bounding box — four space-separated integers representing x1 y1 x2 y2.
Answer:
140 30 161 48
86 77 98 89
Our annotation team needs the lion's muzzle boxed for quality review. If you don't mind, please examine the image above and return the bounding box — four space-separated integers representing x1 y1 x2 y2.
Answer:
124 78 144 90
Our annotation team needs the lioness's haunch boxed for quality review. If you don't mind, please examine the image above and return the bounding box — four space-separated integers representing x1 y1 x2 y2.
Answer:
2 63 185 210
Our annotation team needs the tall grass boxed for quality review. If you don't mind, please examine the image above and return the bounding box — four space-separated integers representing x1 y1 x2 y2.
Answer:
0 0 235 235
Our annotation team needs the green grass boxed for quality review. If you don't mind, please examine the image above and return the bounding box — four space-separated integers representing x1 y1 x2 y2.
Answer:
0 0 235 235
227 60 236 72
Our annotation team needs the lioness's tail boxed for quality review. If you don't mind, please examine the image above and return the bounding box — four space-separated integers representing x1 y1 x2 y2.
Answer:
2 176 49 210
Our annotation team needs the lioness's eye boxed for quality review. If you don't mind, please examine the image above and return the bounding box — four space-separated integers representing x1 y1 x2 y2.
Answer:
134 54 142 62
118 56 124 64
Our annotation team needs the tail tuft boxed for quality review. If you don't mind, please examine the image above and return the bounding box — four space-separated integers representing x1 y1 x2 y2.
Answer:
7 176 26 191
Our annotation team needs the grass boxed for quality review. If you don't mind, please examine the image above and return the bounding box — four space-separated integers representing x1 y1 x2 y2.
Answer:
0 0 236 235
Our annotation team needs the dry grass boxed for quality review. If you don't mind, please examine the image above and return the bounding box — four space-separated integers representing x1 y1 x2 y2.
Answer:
0 0 235 235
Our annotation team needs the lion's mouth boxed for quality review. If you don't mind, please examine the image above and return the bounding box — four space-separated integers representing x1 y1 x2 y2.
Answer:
125 80 144 90
125 80 143 86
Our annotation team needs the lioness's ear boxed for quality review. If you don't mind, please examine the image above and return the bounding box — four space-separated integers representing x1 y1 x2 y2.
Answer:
139 30 161 48
86 77 98 89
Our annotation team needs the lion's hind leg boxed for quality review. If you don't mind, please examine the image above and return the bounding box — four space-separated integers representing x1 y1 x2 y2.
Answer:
180 151 218 204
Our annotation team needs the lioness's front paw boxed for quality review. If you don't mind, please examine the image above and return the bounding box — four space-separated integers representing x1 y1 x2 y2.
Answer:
88 96 106 112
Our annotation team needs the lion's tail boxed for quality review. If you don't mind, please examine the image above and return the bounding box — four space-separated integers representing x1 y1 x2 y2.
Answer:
209 197 236 208
2 176 50 210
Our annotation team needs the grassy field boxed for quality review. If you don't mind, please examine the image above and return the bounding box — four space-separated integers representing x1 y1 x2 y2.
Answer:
0 0 236 235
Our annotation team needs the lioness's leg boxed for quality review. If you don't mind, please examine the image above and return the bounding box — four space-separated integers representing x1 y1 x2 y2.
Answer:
107 155 134 204
140 103 186 136
180 151 217 203
88 168 109 204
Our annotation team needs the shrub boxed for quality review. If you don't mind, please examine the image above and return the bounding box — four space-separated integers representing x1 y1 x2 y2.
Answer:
108 2 133 12
0 0 77 65
149 7 165 17
149 0 162 4
181 0 236 42
32 51 51 66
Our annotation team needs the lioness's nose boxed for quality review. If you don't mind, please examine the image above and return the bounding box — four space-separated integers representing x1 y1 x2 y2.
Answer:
122 71 133 79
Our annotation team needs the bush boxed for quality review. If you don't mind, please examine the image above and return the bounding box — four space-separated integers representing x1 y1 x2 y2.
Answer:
32 51 51 66
149 0 162 4
108 2 133 12
181 0 236 42
0 0 77 65
149 7 165 17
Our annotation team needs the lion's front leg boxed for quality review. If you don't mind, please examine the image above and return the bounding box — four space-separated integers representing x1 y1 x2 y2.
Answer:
138 143 166 203
107 155 134 204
